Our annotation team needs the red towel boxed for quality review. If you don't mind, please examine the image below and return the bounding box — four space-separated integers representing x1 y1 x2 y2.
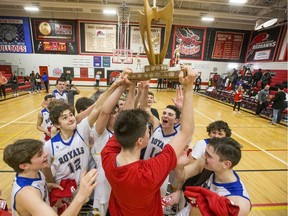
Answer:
49 179 77 214
184 186 239 216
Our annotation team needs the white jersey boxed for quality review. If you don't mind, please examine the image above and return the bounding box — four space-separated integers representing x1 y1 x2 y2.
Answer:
144 125 179 159
44 118 91 185
91 127 113 214
12 171 49 215
192 138 210 159
41 108 52 142
144 124 179 196
52 89 68 103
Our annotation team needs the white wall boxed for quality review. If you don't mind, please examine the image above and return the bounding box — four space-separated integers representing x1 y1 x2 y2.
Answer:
0 53 287 86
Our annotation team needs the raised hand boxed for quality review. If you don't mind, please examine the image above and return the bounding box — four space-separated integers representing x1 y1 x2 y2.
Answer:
179 67 198 90
77 169 98 202
171 86 183 110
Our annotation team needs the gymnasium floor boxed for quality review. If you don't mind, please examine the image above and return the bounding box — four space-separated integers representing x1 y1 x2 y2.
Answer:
0 86 287 215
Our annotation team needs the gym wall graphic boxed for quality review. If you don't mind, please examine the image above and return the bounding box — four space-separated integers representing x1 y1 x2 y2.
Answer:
0 17 32 53
79 21 117 54
31 18 78 54
206 28 250 63
246 25 282 62
171 25 206 60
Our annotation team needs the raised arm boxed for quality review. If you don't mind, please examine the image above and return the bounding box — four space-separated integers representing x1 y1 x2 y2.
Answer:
95 81 128 135
169 67 198 157
87 80 121 127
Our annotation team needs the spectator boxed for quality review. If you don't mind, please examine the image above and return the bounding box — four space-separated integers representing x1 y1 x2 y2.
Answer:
0 72 8 100
252 68 262 87
35 73 42 91
260 70 272 89
255 85 270 116
42 71 49 93
9 71 18 97
233 85 244 113
29 71 36 93
95 73 101 87
194 75 201 92
269 85 286 125
65 81 80 106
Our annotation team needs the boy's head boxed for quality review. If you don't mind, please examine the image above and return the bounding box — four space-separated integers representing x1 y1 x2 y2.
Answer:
204 137 242 171
147 92 155 106
114 109 150 150
49 100 75 129
161 105 181 128
3 139 45 173
75 97 94 113
56 78 66 92
44 94 55 103
207 120 232 138
118 97 126 111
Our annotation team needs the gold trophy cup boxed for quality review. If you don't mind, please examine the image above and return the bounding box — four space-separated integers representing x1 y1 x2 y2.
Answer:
128 0 183 81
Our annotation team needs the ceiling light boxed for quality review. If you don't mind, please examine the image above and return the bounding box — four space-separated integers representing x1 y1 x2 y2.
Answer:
229 0 247 4
103 9 117 15
24 6 39 11
201 17 215 22
263 18 278 28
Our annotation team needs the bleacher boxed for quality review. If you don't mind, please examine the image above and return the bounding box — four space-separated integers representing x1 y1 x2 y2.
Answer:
0 70 31 94
205 69 288 124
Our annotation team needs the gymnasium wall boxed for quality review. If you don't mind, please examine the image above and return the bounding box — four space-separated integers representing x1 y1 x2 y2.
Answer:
0 16 287 87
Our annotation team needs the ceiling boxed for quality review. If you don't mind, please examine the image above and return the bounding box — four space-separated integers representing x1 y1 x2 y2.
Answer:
0 0 287 30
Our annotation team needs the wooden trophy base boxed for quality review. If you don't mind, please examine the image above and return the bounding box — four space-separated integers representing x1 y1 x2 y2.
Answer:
128 64 182 81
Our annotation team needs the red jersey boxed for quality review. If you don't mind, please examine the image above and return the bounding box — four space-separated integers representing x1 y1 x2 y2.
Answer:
101 135 177 216
234 90 243 102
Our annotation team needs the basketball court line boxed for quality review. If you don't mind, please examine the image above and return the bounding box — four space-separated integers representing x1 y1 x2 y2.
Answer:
194 109 288 166
0 108 41 130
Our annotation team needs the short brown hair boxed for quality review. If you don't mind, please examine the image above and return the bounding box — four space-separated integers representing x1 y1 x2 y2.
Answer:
3 139 43 173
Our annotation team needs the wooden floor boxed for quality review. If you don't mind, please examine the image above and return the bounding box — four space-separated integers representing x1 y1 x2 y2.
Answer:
0 87 287 215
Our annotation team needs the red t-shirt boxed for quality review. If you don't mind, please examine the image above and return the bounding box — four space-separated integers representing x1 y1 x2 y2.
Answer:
234 90 243 102
101 135 177 216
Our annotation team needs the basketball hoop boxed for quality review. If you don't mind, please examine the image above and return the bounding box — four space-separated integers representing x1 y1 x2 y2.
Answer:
112 49 133 64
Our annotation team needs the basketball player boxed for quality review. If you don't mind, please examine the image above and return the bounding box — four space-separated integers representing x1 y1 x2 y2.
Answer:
166 120 232 206
52 78 68 103
3 139 98 216
174 137 251 216
42 77 123 188
143 95 182 196
101 67 198 215
91 79 132 215
36 95 55 142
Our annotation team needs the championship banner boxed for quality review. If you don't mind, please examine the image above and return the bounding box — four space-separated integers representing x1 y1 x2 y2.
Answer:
79 21 117 54
130 25 163 54
276 25 287 62
32 18 78 54
0 17 32 53
172 26 206 60
212 32 244 60
246 26 281 62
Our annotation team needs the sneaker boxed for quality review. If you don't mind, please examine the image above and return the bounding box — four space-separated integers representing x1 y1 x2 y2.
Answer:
16 93 18 96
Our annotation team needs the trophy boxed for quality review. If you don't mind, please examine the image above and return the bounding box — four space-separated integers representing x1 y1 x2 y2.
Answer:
128 0 183 81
